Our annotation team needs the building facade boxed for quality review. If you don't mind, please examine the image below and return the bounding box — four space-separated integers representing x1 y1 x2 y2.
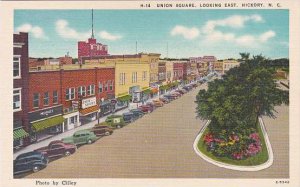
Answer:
212 60 224 74
27 67 115 142
223 59 240 74
13 32 30 149
78 38 108 62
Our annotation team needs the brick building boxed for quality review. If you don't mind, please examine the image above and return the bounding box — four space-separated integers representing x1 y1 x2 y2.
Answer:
13 32 30 149
27 67 115 142
173 61 184 81
78 38 108 62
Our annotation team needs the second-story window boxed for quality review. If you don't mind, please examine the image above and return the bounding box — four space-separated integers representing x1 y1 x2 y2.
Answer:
132 72 137 83
13 88 21 111
87 85 95 96
99 82 103 93
66 88 75 100
78 86 86 97
142 71 147 81
105 81 109 91
43 92 49 106
53 90 58 104
33 93 39 108
110 81 113 91
119 73 125 85
13 56 21 78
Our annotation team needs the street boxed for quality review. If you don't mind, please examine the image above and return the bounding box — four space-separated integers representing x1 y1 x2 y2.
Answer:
24 83 289 178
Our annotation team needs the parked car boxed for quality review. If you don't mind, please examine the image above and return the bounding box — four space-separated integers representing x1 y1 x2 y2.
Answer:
62 130 98 145
170 92 180 98
130 109 145 118
105 115 125 128
123 112 139 123
190 83 198 88
175 89 185 95
152 99 164 107
35 140 76 158
146 101 156 109
90 123 114 136
163 94 176 101
182 85 192 91
138 104 154 113
159 97 170 104
14 151 48 175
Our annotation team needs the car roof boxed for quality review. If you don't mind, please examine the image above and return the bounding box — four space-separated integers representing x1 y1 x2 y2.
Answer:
16 151 43 159
123 112 134 115
74 129 91 134
131 109 142 112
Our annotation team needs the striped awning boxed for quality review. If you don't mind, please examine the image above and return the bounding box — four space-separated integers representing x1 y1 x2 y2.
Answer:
32 115 64 132
13 128 29 140
79 105 99 116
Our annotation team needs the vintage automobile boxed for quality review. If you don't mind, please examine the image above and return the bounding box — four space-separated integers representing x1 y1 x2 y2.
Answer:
123 112 139 123
14 151 48 175
159 97 170 104
35 140 76 158
138 104 154 113
130 109 145 118
90 123 114 136
105 115 126 128
170 92 181 98
62 130 98 145
152 99 164 107
163 94 176 101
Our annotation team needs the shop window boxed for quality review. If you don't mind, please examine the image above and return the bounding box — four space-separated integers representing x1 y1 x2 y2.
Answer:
33 93 39 108
13 88 21 111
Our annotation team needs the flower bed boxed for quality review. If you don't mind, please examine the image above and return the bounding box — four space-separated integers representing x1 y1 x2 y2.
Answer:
197 122 268 166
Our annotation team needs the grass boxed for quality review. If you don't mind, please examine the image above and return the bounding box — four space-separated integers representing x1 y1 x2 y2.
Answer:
197 123 269 166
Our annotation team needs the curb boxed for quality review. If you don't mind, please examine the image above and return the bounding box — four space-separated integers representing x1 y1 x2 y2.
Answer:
193 117 274 171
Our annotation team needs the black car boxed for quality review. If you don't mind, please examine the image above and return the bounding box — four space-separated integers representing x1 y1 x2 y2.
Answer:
14 151 48 175
182 85 192 91
163 94 176 101
130 109 145 118
123 112 139 123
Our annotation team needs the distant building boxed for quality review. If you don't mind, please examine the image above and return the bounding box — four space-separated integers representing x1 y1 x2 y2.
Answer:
78 38 108 62
59 55 73 65
223 59 240 74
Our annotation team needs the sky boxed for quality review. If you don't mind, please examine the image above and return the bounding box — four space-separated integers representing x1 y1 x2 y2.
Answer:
14 10 289 59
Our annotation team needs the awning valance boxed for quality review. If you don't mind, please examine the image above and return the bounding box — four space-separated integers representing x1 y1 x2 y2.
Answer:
79 105 99 116
117 94 132 102
32 115 64 132
13 128 29 140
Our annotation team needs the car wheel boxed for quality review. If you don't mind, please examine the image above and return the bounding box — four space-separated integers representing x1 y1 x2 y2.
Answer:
65 151 71 156
87 139 93 144
32 165 40 173
117 125 121 129
104 131 110 136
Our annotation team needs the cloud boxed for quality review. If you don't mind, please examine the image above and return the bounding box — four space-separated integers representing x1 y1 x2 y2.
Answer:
171 25 200 40
199 15 275 47
259 30 276 42
203 14 263 33
16 23 47 39
55 19 91 40
98 31 122 41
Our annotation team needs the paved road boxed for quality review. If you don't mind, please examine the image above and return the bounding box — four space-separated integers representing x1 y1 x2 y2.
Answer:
26 83 289 178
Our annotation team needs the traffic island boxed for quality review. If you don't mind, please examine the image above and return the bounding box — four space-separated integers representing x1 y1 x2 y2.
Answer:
193 118 274 171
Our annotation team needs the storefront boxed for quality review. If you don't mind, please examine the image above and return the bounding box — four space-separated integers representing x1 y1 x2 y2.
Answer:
13 127 29 150
63 110 80 131
115 94 131 111
79 97 99 124
28 105 64 142
99 99 113 117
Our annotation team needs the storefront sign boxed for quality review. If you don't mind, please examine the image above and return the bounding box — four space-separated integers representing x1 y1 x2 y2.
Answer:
82 97 97 109
28 105 63 122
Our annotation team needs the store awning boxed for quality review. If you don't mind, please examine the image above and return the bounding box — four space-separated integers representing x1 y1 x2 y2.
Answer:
117 94 132 102
79 105 99 116
142 88 151 94
151 88 158 94
32 115 64 132
13 128 29 140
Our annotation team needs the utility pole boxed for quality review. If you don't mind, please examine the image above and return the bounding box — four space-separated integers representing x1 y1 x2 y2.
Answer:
91 9 94 39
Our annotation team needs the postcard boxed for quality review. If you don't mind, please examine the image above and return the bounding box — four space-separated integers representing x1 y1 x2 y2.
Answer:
0 0 299 187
